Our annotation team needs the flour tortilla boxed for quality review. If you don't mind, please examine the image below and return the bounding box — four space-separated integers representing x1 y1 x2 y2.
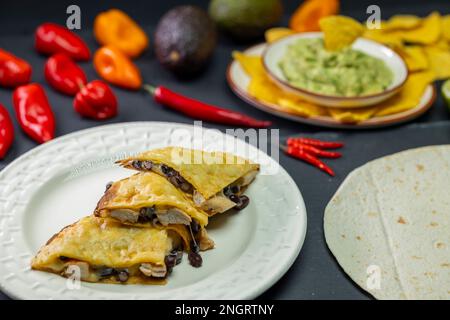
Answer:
324 145 450 300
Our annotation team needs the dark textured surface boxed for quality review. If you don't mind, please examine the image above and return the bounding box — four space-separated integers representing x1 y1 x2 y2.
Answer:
0 0 449 300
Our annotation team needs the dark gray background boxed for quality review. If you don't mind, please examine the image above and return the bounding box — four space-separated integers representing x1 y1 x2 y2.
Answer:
0 0 449 300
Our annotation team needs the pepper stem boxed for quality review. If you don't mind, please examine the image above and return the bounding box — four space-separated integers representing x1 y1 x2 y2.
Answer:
142 84 157 96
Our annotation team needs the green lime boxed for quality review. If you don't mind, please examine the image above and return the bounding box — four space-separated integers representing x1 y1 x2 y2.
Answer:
442 79 450 111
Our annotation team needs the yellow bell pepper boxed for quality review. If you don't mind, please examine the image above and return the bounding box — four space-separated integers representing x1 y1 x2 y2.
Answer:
94 9 148 58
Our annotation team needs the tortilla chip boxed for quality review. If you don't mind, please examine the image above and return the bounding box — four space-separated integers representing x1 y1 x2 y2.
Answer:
401 46 429 72
363 28 404 48
232 51 266 79
384 15 422 30
424 46 450 80
265 28 296 43
442 15 450 41
327 107 379 123
399 11 441 45
278 98 326 117
375 71 434 116
320 15 365 51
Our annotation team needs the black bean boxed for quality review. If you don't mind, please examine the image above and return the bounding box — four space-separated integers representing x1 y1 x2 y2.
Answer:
180 182 192 193
117 270 129 282
223 186 232 197
191 220 200 234
165 254 177 269
169 175 180 187
98 268 116 278
231 185 240 194
131 160 142 170
141 161 153 170
105 181 113 192
188 252 202 268
229 194 240 203
174 250 183 265
161 164 171 175
190 241 200 253
235 195 250 210
59 256 69 261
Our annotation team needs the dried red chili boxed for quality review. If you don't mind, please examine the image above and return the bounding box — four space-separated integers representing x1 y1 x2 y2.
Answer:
13 83 55 144
288 137 344 149
281 145 335 176
143 84 271 128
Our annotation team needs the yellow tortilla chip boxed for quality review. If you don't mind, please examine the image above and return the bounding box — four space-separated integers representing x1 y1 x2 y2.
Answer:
401 46 429 72
232 51 266 79
375 71 434 116
363 28 404 48
265 28 296 43
424 46 450 80
442 15 450 41
278 98 326 117
384 15 422 30
399 11 441 45
327 107 379 123
320 16 365 51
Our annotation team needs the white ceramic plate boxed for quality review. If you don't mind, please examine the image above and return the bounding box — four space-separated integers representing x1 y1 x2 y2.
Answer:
263 33 408 108
227 43 435 129
0 122 307 300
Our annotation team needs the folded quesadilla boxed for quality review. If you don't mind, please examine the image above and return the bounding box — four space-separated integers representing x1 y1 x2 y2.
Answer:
95 171 214 251
117 147 260 215
31 216 189 284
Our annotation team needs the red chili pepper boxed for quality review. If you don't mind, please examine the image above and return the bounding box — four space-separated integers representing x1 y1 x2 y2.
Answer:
45 53 87 96
287 140 342 159
0 49 32 88
35 23 91 61
143 84 271 128
281 145 335 176
73 80 118 120
288 137 343 149
0 104 14 159
13 83 55 144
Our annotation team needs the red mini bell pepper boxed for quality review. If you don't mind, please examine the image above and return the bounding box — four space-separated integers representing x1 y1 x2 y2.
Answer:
13 83 55 144
73 80 118 120
45 53 87 96
0 104 14 158
0 49 32 88
35 23 91 61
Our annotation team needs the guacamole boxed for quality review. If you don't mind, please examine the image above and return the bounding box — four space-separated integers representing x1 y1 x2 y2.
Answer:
278 38 393 97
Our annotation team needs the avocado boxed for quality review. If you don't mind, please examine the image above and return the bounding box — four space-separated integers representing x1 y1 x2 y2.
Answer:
209 0 283 40
154 5 217 76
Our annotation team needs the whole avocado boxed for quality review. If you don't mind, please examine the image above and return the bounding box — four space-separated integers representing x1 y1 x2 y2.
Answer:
209 0 283 40
154 6 217 76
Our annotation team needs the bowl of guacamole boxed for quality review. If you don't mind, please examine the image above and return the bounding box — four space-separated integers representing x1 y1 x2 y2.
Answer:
263 33 408 108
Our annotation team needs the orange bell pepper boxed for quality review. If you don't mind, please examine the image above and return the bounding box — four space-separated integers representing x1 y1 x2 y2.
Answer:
94 9 148 58
93 46 142 90
289 0 340 32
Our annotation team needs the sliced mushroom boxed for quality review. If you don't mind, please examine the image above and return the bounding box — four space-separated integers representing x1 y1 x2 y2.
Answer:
110 209 139 224
156 208 191 226
63 261 90 280
139 263 167 278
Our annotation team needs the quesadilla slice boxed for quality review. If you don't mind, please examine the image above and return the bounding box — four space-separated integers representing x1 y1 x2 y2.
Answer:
95 171 214 251
31 216 189 284
117 147 260 215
